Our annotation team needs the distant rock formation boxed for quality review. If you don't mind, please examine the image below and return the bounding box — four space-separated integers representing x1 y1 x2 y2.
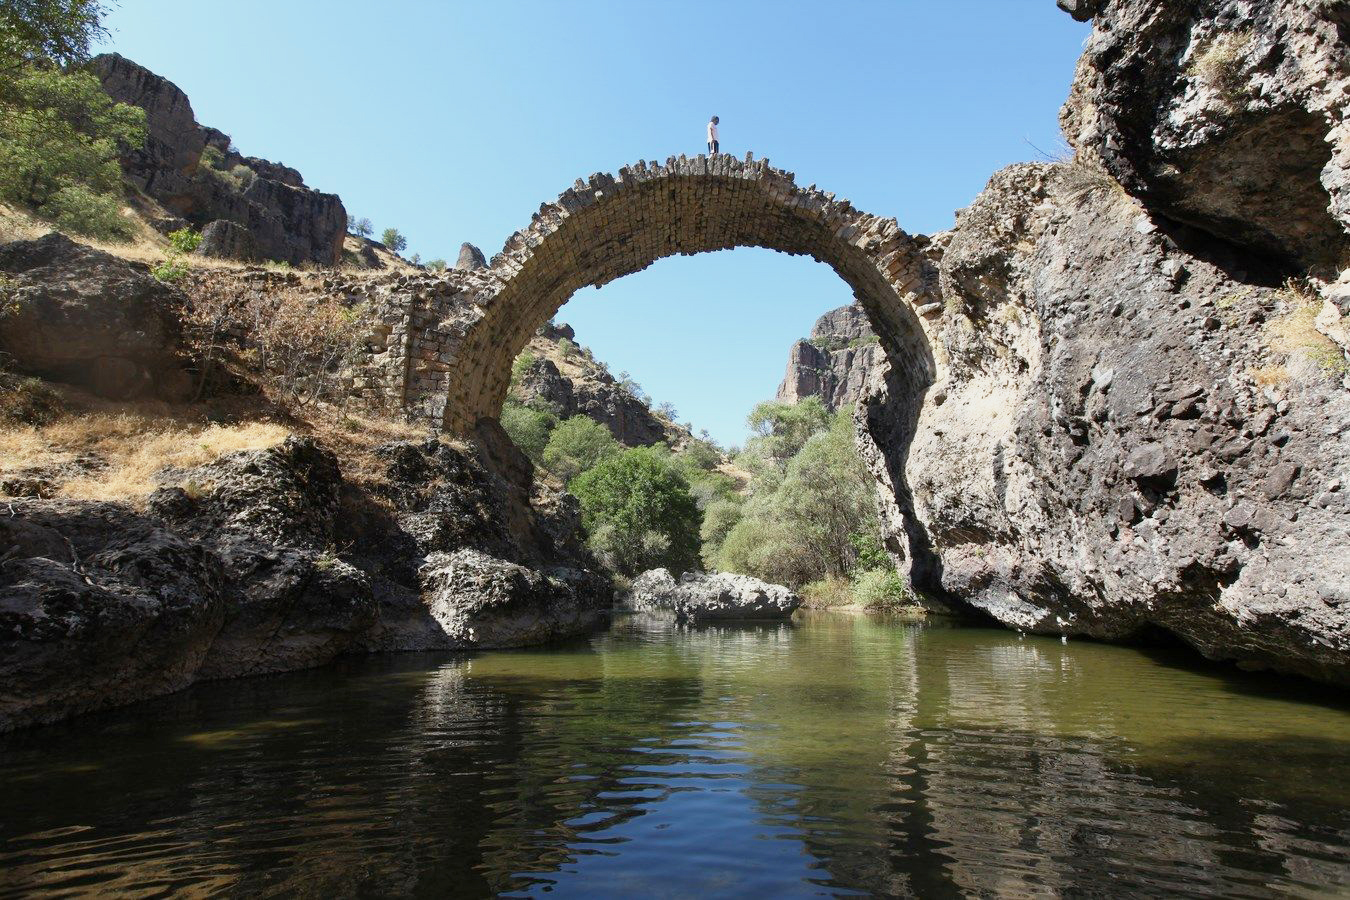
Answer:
455 242 488 270
89 53 347 266
776 302 884 411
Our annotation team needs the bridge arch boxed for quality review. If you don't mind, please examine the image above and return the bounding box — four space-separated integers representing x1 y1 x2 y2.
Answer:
437 154 944 433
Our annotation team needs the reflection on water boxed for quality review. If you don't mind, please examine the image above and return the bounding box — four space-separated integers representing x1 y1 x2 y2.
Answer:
2 611 1348 897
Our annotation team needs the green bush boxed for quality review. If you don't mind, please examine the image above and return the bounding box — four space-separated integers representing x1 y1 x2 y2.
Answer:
850 567 912 611
425 258 447 272
707 405 883 588
801 575 854 608
557 337 577 358
39 183 133 240
571 445 701 576
500 400 556 461
167 226 201 253
150 255 189 283
381 227 407 253
541 415 619 483
510 351 536 386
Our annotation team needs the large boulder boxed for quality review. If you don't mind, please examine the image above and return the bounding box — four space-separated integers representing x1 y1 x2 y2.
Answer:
629 569 801 624
454 242 488 270
415 549 610 648
147 437 378 678
194 219 257 262
1059 0 1350 269
0 233 193 400
865 160 1350 684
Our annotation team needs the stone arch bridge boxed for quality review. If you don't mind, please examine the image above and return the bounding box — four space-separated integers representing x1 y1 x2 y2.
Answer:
348 153 948 435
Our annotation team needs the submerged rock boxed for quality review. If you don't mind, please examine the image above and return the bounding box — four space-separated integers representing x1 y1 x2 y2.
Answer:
630 569 801 624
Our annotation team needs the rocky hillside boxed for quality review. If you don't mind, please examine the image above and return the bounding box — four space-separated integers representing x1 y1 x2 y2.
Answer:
860 0 1350 685
90 53 347 266
776 303 884 411
512 320 691 449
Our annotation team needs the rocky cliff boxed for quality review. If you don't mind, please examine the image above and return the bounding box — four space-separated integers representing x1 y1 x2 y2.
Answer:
89 53 347 266
776 303 884 411
861 0 1350 684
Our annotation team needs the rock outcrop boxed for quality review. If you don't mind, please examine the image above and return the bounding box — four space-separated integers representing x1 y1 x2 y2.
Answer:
864 154 1350 684
0 435 610 731
629 568 800 623
511 323 681 448
1059 0 1350 270
0 233 193 400
777 302 885 411
89 53 346 266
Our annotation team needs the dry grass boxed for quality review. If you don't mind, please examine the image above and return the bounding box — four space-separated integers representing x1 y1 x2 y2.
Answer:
0 413 290 503
1266 280 1349 378
1250 365 1289 387
1188 31 1253 101
800 575 855 609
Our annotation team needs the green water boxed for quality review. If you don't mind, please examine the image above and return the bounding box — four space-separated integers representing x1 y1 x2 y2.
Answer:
2 611 1348 897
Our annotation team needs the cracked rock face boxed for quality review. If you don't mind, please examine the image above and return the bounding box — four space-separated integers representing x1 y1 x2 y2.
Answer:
1059 0 1350 269
866 160 1350 684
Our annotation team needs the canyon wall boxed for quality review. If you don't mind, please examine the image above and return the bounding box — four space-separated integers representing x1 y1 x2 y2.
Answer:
860 0 1350 683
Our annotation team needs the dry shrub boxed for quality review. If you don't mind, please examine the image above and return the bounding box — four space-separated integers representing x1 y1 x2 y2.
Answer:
1188 31 1253 101
0 370 64 425
1250 365 1289 387
801 575 854 608
180 278 372 412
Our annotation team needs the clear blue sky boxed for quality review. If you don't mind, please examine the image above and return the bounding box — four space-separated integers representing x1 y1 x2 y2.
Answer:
96 1 1088 446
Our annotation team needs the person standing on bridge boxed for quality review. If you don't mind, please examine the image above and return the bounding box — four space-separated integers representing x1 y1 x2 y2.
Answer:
707 115 720 155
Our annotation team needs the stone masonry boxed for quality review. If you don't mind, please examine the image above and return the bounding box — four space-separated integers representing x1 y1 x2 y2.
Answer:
336 154 947 435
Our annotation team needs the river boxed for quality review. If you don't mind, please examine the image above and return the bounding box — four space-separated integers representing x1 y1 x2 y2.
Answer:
2 611 1348 897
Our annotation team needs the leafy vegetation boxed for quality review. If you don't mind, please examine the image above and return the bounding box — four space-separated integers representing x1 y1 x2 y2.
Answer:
381 227 407 253
541 415 619 483
571 445 701 576
0 1 145 239
704 400 902 602
500 401 557 460
150 255 189 283
167 226 201 254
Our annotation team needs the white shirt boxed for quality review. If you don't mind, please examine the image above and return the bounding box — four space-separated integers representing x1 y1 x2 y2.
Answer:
707 121 719 143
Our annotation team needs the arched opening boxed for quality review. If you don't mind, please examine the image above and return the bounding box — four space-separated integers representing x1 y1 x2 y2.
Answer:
430 155 947 593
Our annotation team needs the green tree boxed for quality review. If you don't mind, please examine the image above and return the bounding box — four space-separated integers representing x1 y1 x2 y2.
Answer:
709 407 882 588
1 0 108 70
742 396 831 467
351 216 373 238
0 1 145 239
499 400 556 461
381 227 407 253
571 445 701 576
541 415 619 483
425 258 447 272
